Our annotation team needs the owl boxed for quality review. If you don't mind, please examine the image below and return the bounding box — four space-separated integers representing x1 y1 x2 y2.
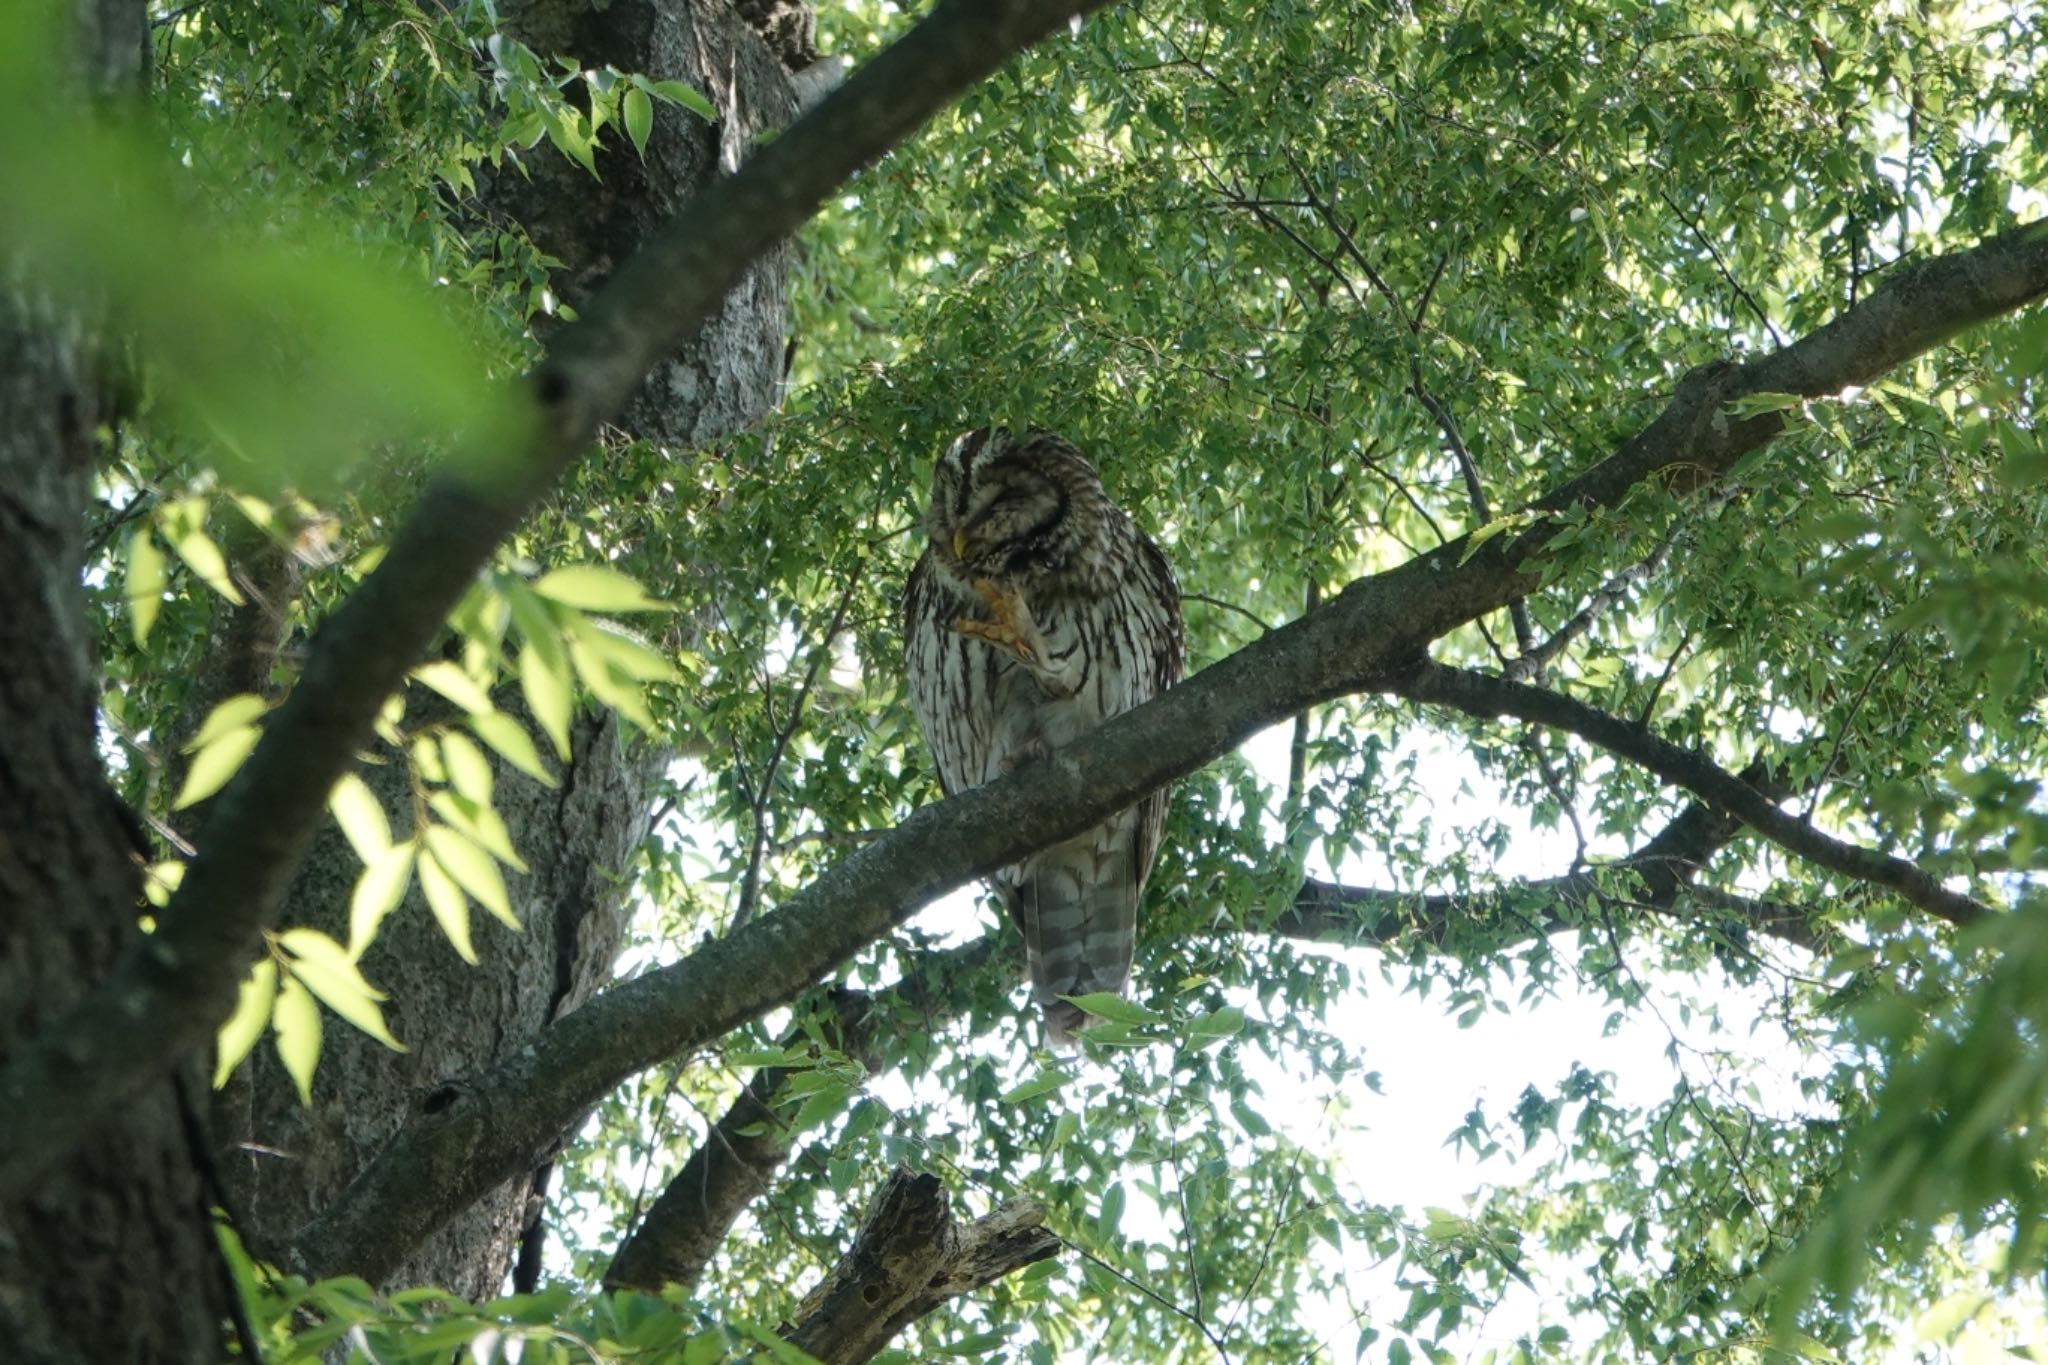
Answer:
903 428 1184 1045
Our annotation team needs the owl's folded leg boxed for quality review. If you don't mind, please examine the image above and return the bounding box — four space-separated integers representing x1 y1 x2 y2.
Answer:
953 579 1078 698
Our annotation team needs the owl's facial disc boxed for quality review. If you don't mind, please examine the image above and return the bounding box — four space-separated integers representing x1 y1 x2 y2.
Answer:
949 470 1067 581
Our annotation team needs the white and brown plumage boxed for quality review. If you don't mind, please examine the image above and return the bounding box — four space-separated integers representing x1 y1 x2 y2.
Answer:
903 428 1183 1045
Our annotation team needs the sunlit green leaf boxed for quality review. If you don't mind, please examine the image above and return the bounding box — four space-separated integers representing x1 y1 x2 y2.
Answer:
428 790 529 872
623 86 652 157
346 841 418 958
439 728 495 804
412 661 494 716
173 723 261 809
212 958 278 1089
185 693 269 751
519 641 574 760
328 771 392 863
532 564 672 613
417 849 478 965
279 927 404 1051
126 528 166 645
272 974 323 1106
467 710 554 787
423 824 518 930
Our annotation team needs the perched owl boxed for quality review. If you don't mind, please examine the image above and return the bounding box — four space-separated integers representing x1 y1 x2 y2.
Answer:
903 428 1184 1044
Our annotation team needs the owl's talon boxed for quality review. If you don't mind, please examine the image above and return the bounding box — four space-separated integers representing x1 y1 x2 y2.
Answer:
1000 738 1051 773
952 615 1038 664
969 577 1023 626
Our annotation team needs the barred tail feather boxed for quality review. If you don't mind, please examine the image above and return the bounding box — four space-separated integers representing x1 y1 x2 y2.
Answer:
1016 825 1141 1048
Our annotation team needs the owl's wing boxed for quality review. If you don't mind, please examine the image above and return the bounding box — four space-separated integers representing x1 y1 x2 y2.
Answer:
1018 530 1185 1045
903 548 1000 799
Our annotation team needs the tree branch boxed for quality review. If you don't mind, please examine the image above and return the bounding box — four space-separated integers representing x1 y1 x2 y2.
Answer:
780 1168 1060 1365
604 937 1002 1294
0 0 1119 1199
603 986 882 1296
259 217 2048 1281
1276 760 1828 952
611 769 1812 1302
1396 661 1992 927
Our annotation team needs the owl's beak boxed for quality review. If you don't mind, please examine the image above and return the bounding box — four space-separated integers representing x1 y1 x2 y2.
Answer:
952 528 971 560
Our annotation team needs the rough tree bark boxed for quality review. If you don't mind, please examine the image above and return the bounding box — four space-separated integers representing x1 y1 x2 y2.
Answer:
206 0 800 1302
782 1168 1060 1365
0 7 232 1364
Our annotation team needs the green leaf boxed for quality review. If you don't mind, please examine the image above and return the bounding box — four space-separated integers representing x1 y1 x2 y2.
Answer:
428 790 528 871
532 564 672 612
1097 1181 1126 1241
328 771 391 862
467 710 554 787
570 617 678 681
411 661 494 715
623 86 652 157
1001 1069 1069 1104
168 523 246 605
1184 1005 1246 1047
788 1081 856 1137
212 958 278 1088
272 973 323 1105
1062 991 1162 1027
184 693 269 751
346 841 417 957
544 106 600 177
424 824 519 930
173 722 261 810
439 728 495 803
126 528 166 645
519 640 574 760
1724 389 1806 418
417 849 478 964
940 1334 1007 1357
278 927 406 1051
1457 509 1537 566
649 78 715 121
1231 1098 1272 1138
568 633 658 733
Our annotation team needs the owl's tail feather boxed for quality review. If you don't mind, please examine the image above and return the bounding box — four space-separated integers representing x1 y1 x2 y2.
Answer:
1016 834 1140 1050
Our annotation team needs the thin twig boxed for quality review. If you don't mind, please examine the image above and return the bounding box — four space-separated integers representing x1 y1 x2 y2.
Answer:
1069 1243 1234 1364
1183 592 1275 636
1801 633 1905 820
1659 190 1785 347
734 564 865 931
1506 533 1676 683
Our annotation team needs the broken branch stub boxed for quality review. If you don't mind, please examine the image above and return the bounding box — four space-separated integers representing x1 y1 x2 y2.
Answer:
781 1167 1060 1364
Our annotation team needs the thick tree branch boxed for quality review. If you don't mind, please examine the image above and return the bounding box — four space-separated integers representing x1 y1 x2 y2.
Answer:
0 0 1117 1198
269 218 2047 1282
608 772 1809 1305
1397 661 1991 927
781 1168 1059 1365
603 986 882 1295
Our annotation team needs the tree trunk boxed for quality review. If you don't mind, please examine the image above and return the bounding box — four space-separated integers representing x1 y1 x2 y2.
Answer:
0 5 231 1359
205 0 798 1300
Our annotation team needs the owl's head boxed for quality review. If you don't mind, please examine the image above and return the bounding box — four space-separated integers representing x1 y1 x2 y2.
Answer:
924 427 1117 592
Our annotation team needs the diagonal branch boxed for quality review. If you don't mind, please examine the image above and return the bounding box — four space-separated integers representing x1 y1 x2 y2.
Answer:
607 767 1811 1301
1396 660 1991 927
602 987 878 1296
781 1167 1060 1365
0 0 1119 1200
264 217 2048 1282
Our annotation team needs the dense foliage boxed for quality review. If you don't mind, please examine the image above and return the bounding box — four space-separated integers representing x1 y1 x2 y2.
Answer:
12 0 2048 1359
